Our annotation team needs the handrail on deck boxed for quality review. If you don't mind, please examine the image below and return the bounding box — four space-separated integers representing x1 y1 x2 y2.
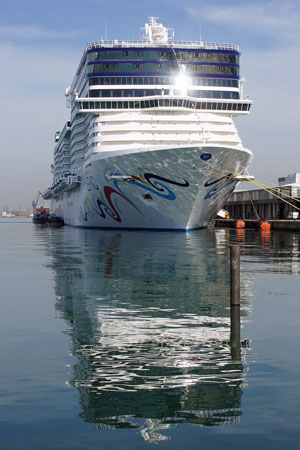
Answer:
86 40 239 52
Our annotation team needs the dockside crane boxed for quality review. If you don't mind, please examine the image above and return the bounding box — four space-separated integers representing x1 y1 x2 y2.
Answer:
32 191 50 212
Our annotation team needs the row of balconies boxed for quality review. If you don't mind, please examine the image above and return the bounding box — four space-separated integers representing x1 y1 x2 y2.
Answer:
71 113 90 128
89 131 239 143
89 123 236 134
91 110 235 124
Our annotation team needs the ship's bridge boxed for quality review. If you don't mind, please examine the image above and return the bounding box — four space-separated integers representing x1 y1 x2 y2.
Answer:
84 17 240 82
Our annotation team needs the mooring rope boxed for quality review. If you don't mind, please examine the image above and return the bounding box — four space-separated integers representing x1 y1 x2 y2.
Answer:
247 191 260 220
197 165 300 212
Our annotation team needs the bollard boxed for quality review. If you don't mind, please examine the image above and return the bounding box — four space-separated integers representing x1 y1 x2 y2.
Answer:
230 245 240 306
230 306 241 360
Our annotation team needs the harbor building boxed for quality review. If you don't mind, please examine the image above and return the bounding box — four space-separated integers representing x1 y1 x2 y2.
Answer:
225 173 300 220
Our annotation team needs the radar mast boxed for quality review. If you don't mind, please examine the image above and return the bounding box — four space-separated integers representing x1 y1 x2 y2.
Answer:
141 16 174 43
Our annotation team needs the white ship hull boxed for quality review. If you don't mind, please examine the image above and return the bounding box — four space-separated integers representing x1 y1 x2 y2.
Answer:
52 144 252 230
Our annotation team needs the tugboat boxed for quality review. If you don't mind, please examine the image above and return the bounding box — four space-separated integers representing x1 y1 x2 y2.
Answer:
32 191 64 226
32 207 50 224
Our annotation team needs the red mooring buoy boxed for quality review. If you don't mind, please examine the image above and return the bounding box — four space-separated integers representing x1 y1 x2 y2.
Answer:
236 219 245 228
260 220 271 230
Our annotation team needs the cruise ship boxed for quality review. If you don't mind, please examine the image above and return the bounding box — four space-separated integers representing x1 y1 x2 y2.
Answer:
43 17 253 230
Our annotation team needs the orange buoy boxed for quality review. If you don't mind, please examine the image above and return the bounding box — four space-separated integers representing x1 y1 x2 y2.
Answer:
236 219 245 228
260 220 271 230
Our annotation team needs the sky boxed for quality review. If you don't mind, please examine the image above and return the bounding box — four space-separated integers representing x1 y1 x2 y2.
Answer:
1 0 300 210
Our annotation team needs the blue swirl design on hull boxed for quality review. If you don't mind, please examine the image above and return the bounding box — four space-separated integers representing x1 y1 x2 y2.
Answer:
82 172 190 223
204 173 236 200
125 173 189 200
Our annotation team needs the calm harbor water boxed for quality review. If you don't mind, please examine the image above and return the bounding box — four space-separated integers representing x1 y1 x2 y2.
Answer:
0 219 299 449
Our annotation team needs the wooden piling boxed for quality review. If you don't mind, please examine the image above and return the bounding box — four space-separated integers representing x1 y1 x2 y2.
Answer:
230 306 241 360
230 245 240 306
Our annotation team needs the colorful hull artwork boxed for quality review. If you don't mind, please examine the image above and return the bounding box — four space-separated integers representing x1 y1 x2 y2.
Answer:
53 146 252 230
81 173 190 224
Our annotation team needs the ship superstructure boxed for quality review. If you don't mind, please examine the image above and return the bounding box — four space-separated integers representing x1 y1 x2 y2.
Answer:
44 17 253 230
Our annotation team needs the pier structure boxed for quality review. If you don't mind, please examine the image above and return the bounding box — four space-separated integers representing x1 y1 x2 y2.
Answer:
221 173 300 225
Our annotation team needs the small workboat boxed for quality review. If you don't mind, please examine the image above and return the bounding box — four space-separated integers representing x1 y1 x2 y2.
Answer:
32 207 50 224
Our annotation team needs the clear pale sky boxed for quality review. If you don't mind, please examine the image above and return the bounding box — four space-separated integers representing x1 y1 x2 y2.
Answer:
1 0 299 210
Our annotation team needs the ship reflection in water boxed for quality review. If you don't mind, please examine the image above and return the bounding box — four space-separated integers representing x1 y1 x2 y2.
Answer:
46 228 252 443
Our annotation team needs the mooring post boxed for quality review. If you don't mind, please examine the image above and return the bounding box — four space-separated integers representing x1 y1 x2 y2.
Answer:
230 245 240 306
230 306 241 360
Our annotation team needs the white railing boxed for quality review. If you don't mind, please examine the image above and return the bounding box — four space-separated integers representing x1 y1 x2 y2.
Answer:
86 40 239 52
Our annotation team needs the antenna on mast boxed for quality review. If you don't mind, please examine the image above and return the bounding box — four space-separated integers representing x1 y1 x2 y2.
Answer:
105 19 107 40
199 25 203 44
